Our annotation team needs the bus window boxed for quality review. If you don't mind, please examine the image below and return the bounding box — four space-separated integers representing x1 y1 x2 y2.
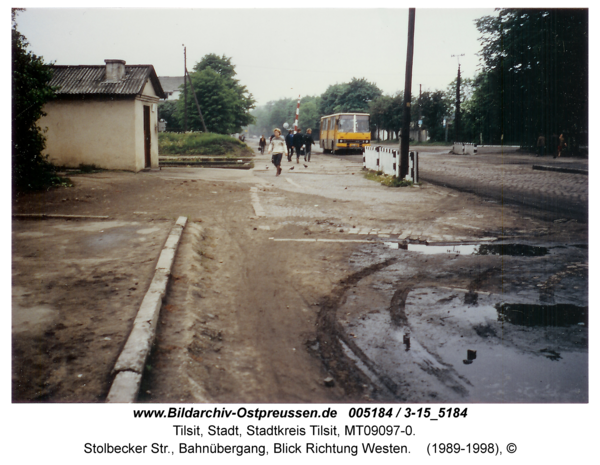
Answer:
356 115 369 133
338 115 354 132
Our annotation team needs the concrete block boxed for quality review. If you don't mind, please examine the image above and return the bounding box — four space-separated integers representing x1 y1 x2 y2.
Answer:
106 371 143 403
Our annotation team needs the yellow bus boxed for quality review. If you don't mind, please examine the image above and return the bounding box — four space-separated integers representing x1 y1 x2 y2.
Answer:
319 113 371 154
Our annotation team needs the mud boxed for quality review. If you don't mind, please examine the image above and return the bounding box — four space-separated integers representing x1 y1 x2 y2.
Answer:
11 144 588 403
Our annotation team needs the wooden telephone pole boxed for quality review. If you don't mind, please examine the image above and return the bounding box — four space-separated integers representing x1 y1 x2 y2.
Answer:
400 8 416 180
182 44 207 133
183 45 187 132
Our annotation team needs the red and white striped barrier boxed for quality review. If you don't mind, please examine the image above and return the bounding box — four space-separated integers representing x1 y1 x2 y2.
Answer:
293 95 300 131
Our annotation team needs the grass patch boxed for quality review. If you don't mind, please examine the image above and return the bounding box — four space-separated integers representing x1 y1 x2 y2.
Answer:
364 170 414 187
159 132 254 157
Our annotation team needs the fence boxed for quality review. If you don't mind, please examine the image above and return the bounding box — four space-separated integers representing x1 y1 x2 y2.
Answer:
363 146 418 182
452 143 521 154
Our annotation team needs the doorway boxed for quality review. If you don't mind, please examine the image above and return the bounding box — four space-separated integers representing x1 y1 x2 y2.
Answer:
144 105 151 168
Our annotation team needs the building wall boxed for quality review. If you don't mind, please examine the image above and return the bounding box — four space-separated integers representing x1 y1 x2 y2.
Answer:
41 78 161 172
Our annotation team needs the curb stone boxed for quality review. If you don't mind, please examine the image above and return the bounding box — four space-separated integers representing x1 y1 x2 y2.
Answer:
106 216 188 403
532 165 588 175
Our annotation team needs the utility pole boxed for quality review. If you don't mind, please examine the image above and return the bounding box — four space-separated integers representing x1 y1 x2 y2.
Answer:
418 83 422 143
400 8 416 180
185 69 208 133
183 45 188 132
451 53 464 143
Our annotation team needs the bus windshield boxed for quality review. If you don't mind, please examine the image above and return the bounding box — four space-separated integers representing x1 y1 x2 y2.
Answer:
338 115 370 133
356 115 369 132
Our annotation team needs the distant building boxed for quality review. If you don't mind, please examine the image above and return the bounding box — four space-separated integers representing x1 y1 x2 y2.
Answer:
40 59 166 171
158 76 185 101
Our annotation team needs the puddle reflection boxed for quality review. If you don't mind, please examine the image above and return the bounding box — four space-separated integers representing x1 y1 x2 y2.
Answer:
496 303 588 327
384 242 551 256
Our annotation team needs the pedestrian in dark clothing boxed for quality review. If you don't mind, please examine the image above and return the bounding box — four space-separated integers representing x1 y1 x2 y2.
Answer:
555 133 566 158
304 128 315 162
293 129 304 164
285 130 295 161
258 135 267 154
536 133 545 157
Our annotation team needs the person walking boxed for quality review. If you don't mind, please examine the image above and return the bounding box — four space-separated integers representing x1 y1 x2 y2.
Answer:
293 128 304 164
285 130 295 162
555 133 566 158
536 133 545 157
258 135 266 154
304 128 315 162
268 128 286 176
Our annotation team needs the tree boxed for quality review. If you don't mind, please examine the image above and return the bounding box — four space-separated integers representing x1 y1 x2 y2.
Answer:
12 8 63 191
419 91 450 142
158 100 182 132
319 78 383 115
469 9 588 148
186 54 256 133
177 67 238 133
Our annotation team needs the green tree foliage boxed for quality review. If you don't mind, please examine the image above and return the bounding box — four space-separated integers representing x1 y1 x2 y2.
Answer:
298 98 321 132
178 67 238 133
12 9 64 191
158 100 182 132
179 54 256 133
466 9 588 149
368 93 406 140
249 95 322 137
319 78 382 115
418 91 450 142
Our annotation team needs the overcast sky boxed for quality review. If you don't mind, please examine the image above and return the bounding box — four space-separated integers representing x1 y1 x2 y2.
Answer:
15 3 498 106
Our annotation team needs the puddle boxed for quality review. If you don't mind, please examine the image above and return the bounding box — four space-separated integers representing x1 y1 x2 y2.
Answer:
476 244 549 256
340 284 588 402
384 242 478 254
496 303 588 327
384 242 550 256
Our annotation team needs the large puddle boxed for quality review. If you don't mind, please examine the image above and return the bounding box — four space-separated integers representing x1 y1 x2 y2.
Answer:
385 242 551 256
339 285 588 403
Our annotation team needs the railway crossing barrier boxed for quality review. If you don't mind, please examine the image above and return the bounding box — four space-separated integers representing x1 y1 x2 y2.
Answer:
363 146 419 182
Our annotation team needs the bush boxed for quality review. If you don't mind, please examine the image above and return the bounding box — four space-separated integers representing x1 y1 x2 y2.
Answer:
12 9 69 192
159 132 253 157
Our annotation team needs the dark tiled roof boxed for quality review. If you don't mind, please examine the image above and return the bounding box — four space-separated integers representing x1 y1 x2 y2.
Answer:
48 64 166 99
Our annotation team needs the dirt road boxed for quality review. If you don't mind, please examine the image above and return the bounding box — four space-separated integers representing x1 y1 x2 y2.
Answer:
12 144 588 403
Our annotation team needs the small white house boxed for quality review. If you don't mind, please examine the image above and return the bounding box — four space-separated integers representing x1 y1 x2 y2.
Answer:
40 59 166 172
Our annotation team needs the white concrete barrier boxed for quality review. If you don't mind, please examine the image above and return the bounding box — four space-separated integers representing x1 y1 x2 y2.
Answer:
364 146 418 182
378 147 398 176
364 146 379 171
452 143 521 155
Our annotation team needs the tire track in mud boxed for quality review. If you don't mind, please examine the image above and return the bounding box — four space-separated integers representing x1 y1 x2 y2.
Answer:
315 257 405 400
320 260 480 401
387 276 471 398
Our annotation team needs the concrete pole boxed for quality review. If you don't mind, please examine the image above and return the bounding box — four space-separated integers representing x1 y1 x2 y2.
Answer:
400 8 416 180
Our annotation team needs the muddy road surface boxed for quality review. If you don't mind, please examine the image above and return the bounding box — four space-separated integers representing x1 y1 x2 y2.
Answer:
12 144 588 403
